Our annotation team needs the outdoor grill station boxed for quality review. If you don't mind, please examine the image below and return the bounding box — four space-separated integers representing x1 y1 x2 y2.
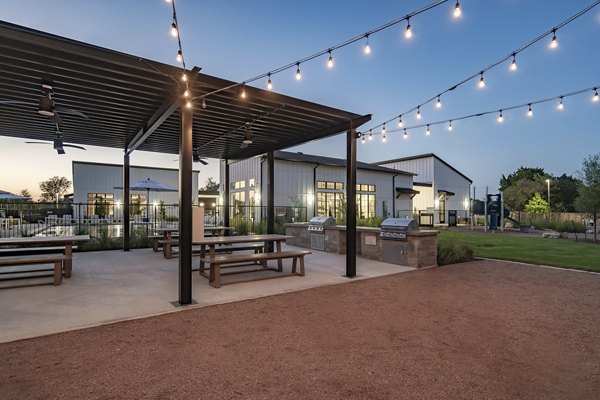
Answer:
285 216 438 268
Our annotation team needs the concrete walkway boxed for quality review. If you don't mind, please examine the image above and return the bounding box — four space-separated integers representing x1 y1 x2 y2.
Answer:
0 245 414 343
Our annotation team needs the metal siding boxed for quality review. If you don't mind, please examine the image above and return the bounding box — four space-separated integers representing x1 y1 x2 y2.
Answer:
433 158 470 215
380 156 434 183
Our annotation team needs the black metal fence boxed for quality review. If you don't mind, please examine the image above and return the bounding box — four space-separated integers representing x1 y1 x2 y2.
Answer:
0 202 307 238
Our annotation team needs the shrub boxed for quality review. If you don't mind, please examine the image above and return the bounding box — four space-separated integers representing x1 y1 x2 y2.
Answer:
437 240 474 265
357 216 385 227
233 220 249 235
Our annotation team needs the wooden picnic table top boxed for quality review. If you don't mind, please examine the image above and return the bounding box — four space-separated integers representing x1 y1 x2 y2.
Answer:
193 234 294 245
0 235 90 246
156 226 232 233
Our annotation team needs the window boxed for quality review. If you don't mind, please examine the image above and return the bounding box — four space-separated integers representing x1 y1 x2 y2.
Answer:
356 184 376 192
230 180 246 190
129 194 147 218
317 192 343 218
357 194 376 219
249 178 255 187
87 193 114 217
317 181 344 190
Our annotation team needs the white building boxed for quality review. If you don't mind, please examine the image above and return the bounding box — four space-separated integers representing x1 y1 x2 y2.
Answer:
221 151 415 221
72 161 199 219
376 153 472 226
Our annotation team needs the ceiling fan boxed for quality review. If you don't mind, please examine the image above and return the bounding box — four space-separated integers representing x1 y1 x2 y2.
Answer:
26 124 86 155
174 147 209 165
0 80 89 124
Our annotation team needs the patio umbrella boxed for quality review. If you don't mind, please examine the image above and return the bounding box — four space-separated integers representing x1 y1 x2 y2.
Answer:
0 190 29 200
114 178 178 219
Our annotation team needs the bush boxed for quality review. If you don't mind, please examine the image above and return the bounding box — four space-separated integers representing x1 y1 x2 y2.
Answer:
233 220 249 235
357 216 385 227
437 240 474 265
527 219 586 233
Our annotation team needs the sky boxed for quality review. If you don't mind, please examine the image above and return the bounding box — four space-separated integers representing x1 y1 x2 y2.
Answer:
1 0 599 199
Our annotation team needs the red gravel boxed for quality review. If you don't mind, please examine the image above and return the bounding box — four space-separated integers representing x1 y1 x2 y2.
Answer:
1 260 599 400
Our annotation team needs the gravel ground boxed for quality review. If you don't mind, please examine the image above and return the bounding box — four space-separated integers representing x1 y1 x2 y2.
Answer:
1 260 599 400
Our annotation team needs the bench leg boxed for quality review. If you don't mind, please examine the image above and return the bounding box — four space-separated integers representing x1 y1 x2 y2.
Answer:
53 260 62 285
292 257 297 274
163 244 171 259
210 264 221 288
199 246 206 275
276 241 283 272
152 239 159 252
299 256 305 276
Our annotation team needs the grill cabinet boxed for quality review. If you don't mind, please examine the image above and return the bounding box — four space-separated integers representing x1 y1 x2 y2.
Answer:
308 216 335 250
379 218 419 241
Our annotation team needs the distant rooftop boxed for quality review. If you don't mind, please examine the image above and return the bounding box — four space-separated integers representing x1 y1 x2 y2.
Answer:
375 153 472 183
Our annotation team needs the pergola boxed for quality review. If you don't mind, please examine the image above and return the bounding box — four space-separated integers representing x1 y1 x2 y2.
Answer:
0 21 370 304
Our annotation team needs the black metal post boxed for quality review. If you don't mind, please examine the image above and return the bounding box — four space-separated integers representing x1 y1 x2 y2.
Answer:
223 160 230 236
346 129 357 277
178 101 193 305
267 151 275 233
123 152 130 252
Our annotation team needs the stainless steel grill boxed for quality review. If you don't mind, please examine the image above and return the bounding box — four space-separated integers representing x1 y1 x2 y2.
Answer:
307 216 336 232
379 218 419 241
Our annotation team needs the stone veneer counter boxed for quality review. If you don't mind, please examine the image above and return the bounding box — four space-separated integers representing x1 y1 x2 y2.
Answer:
284 223 438 268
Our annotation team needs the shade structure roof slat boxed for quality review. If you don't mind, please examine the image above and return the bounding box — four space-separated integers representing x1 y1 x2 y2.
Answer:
0 21 370 159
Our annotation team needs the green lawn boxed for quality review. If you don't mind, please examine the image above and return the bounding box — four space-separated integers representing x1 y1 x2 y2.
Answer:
438 230 600 272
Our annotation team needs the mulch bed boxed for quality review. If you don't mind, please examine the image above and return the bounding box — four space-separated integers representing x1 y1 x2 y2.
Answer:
1 260 599 399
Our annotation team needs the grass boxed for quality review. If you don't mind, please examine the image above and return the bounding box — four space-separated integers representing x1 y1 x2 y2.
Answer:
439 230 600 272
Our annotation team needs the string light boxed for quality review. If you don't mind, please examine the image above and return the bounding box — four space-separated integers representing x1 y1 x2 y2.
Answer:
382 124 386 136
510 53 517 71
361 134 366 144
557 96 564 110
497 110 504 122
171 22 178 37
185 100 192 109
527 104 533 117
550 28 558 48
165 0 172 3
398 116 403 128
382 130 387 142
403 129 408 139
327 50 334 68
181 73 187 82
453 1 462 18
405 18 413 39
201 98 206 109
436 96 442 109
369 129 373 140
240 83 247 99
478 72 485 88
267 73 273 90
364 34 371 55
593 88 599 102
295 63 302 80
448 120 453 131
184 89 189 98
176 50 182 63
416 107 422 120
425 124 431 135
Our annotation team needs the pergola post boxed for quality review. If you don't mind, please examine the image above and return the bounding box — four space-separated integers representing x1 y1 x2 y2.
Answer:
223 160 230 236
123 152 130 252
346 129 357 277
178 102 193 305
267 152 275 246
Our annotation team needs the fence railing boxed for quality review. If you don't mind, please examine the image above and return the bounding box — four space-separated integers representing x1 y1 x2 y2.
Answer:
0 202 307 238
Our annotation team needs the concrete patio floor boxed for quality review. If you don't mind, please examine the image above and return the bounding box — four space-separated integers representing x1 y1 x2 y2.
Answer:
0 245 414 343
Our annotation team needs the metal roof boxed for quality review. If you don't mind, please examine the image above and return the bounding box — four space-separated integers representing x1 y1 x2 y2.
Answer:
273 151 416 175
375 153 473 183
0 21 370 160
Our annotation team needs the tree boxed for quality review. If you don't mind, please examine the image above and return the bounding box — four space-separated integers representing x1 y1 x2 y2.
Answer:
575 184 600 242
500 167 546 192
39 176 71 202
19 189 32 200
551 174 581 212
503 177 545 210
579 153 600 185
524 193 549 215
201 177 220 191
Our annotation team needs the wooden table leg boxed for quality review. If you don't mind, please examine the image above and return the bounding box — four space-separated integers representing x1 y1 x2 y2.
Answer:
276 241 283 272
64 243 73 278
199 244 206 274
262 241 269 267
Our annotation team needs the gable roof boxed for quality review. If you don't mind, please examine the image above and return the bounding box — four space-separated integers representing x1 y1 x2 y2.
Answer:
274 151 416 176
375 153 472 183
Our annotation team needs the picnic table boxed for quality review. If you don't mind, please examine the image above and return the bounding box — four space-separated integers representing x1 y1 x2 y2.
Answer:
156 227 233 258
194 234 310 288
0 235 90 281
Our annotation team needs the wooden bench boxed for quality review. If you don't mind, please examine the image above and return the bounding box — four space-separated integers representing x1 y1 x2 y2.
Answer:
199 250 311 288
0 246 77 257
161 242 264 259
0 255 67 286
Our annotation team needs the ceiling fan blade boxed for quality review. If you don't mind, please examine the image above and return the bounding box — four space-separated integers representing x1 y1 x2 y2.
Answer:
56 147 66 155
25 141 51 145
54 105 88 118
50 112 63 124
62 144 86 151
0 100 32 105
198 159 208 165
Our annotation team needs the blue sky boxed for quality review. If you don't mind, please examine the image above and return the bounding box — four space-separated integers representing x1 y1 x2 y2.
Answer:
1 0 599 198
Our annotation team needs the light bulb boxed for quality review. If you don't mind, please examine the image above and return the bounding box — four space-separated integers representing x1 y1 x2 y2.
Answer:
295 63 302 80
176 50 183 63
186 101 192 109
171 23 178 37
510 54 517 71
448 121 453 131
497 111 504 123
361 135 366 144
398 117 403 128
267 74 273 90
405 19 413 39
369 130 373 140
416 107 422 120
558 97 564 110
364 36 371 55
382 133 387 142
181 73 187 82
403 129 408 139
478 73 485 88
382 124 386 135
201 99 206 109
166 0 172 3
453 1 462 18
240 84 246 99
327 51 334 68
436 96 442 109
527 104 533 117
184 89 189 98
550 30 558 49
426 125 430 136
593 89 599 102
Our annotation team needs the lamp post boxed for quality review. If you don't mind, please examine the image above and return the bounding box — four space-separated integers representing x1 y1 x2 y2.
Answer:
545 179 551 211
